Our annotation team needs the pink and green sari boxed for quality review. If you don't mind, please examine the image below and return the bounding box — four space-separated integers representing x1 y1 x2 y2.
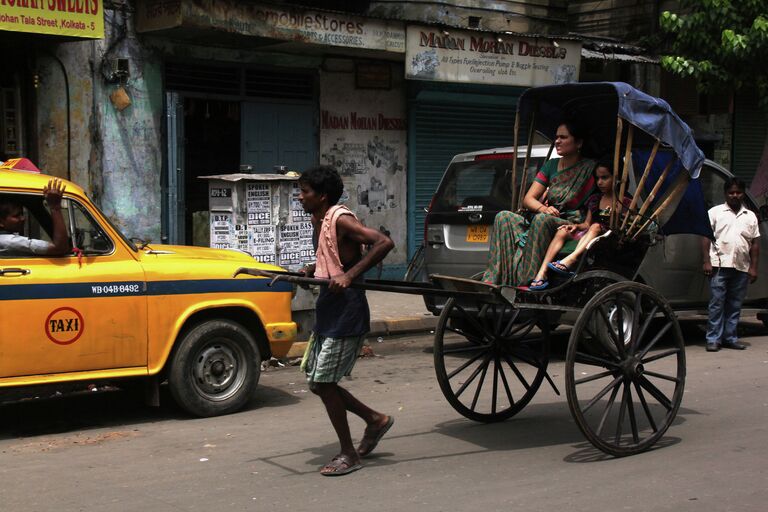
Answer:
482 157 597 286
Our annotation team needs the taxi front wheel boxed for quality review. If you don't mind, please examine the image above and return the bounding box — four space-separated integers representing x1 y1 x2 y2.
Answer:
168 319 261 417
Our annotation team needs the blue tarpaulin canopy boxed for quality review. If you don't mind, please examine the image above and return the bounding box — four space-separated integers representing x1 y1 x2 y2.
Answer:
517 82 711 237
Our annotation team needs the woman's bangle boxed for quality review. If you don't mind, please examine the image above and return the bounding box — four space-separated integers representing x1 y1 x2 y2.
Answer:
536 205 543 212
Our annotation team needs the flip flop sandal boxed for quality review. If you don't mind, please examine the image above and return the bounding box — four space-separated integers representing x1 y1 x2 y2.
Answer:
547 261 574 277
528 279 548 291
320 454 363 476
357 416 395 457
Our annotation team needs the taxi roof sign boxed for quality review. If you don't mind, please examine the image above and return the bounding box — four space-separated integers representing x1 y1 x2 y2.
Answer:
0 158 41 173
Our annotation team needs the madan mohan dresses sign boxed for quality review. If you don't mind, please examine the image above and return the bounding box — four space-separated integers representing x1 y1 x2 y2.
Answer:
0 0 104 39
406 25 581 87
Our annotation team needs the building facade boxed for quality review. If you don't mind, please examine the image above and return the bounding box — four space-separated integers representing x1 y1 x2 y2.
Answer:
2 0 762 278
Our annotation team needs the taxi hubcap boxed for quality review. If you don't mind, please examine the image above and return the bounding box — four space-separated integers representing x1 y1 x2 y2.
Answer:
193 341 247 400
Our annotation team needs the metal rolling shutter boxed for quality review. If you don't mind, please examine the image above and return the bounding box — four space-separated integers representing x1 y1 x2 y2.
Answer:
409 97 519 253
733 90 767 185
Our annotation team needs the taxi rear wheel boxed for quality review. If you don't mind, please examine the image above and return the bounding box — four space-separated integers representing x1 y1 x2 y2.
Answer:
169 319 261 417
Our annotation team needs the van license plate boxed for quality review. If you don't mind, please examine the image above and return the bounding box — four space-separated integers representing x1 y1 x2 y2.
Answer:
466 225 489 243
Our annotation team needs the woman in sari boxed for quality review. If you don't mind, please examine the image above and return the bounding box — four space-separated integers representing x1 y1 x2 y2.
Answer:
482 121 597 287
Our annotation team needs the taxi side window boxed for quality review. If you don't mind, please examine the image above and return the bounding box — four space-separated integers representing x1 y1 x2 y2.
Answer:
0 191 58 258
67 200 114 254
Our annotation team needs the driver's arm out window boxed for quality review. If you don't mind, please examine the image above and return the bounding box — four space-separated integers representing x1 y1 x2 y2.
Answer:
0 192 68 258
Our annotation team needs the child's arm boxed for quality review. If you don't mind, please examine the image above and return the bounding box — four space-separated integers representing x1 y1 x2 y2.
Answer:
559 210 593 233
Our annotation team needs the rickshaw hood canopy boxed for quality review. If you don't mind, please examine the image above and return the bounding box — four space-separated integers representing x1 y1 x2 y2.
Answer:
518 82 705 178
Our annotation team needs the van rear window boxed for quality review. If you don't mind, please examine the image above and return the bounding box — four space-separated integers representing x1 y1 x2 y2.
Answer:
432 157 544 213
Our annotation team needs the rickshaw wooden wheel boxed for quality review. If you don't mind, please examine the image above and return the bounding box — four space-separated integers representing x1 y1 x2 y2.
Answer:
434 298 550 423
565 281 686 456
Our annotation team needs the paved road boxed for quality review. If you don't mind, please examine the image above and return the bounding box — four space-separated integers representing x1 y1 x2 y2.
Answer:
1 322 766 512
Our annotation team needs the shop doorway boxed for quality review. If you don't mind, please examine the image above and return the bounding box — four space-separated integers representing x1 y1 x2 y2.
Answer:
183 98 240 245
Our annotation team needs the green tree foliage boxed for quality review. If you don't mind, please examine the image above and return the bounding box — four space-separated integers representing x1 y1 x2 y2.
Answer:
660 0 768 111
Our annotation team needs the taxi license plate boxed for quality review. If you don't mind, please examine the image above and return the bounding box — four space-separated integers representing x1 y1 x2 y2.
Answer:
466 225 489 243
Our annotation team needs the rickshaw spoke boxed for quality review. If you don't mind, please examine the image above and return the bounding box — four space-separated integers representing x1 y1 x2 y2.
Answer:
502 353 531 391
633 304 659 353
470 356 491 411
454 352 492 398
494 304 507 335
582 375 623 414
614 382 630 444
501 311 526 338
454 303 495 341
575 369 615 385
574 351 620 369
442 344 487 355
491 357 500 415
595 383 621 437
446 325 485 345
447 350 487 380
507 345 545 367
637 375 673 411
498 358 515 406
641 347 680 364
625 383 640 444
511 318 537 335
633 381 658 433
636 321 673 360
642 370 681 383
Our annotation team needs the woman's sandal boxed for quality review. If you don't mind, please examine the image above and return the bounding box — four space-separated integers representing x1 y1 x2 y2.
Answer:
529 278 549 291
547 260 574 277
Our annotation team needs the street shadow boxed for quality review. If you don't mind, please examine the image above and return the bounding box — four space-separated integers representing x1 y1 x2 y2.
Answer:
563 436 682 463
0 383 299 440
254 401 703 476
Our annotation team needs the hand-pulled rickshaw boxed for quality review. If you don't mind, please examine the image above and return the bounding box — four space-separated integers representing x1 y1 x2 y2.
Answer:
237 82 710 457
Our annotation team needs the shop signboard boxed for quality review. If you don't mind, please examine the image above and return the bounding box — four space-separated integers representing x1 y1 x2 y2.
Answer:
136 0 405 53
406 25 581 87
0 0 104 39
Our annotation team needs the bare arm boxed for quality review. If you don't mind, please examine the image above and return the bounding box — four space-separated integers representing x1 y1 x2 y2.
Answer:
43 178 70 256
701 236 712 276
748 238 759 283
330 214 394 291
523 181 560 216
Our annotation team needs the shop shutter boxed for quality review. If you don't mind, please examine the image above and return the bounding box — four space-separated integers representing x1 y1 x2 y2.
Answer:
409 93 519 253
165 62 315 101
733 90 768 185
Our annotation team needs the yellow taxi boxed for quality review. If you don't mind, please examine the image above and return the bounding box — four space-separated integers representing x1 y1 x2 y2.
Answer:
0 160 297 417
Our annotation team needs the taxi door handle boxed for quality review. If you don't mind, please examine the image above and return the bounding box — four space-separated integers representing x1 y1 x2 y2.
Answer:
0 268 31 276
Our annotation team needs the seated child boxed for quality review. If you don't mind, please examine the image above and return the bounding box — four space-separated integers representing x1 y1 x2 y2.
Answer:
528 163 631 290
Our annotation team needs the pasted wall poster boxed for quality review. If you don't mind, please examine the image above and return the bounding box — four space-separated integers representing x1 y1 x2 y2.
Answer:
319 65 407 266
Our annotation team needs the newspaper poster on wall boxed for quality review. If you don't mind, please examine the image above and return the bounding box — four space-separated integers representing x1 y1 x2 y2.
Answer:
210 212 234 249
234 224 249 251
249 225 277 265
246 183 272 225
290 182 312 223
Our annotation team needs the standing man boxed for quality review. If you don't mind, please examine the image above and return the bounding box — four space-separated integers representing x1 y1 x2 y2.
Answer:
298 165 395 476
702 177 760 351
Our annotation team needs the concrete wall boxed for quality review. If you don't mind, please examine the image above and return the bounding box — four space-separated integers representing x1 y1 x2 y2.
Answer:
319 62 408 268
368 0 566 34
36 5 165 240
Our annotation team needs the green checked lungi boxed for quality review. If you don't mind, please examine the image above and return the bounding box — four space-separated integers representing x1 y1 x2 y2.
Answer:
302 332 366 383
